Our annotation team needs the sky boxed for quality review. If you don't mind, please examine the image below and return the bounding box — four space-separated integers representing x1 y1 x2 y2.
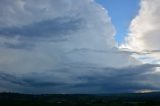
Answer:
96 0 140 44
0 0 160 94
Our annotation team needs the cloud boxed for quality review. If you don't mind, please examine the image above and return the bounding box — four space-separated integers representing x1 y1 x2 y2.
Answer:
0 17 82 39
0 64 160 93
122 0 160 63
0 0 159 93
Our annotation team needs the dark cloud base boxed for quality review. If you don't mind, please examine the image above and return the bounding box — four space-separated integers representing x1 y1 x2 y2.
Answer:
0 64 159 94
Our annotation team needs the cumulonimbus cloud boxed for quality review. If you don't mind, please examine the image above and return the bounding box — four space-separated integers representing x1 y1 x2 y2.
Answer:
0 0 159 93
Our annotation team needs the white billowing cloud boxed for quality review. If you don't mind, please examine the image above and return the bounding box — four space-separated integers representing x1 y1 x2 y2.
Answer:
0 0 139 74
0 0 156 93
122 0 160 62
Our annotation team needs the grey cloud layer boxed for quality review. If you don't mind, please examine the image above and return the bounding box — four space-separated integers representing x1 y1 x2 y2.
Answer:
0 17 81 39
0 64 159 93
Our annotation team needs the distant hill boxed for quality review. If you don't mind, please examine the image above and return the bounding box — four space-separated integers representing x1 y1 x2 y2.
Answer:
1 92 160 106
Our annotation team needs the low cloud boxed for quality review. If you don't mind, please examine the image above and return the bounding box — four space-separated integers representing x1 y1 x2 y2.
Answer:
0 64 160 93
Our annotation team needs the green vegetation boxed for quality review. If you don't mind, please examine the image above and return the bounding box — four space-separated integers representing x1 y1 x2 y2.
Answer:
1 92 160 106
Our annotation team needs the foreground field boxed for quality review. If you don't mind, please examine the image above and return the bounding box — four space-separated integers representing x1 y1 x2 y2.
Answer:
1 92 160 106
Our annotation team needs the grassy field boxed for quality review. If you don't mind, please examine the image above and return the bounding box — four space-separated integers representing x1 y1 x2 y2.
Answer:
1 92 160 106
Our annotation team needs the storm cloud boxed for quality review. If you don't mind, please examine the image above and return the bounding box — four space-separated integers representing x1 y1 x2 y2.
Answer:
0 0 159 93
